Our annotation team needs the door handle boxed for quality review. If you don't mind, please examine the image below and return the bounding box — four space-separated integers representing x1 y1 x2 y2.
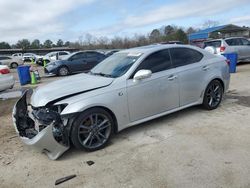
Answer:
168 75 177 81
202 66 209 71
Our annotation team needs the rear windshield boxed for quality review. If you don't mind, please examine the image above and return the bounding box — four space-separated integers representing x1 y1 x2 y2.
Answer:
204 41 221 48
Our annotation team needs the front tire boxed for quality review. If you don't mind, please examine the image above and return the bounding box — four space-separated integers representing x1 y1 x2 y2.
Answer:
58 66 69 76
203 80 223 110
71 108 114 151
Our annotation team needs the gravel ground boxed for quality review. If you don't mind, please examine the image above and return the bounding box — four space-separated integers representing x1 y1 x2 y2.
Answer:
0 63 250 188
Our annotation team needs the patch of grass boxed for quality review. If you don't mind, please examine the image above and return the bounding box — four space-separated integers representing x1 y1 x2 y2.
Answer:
0 99 18 117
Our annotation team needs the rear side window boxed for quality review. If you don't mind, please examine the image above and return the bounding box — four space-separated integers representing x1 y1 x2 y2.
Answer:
135 49 172 73
86 52 100 58
225 38 242 46
204 41 221 48
240 38 250 45
0 56 10 60
59 52 68 55
170 48 203 67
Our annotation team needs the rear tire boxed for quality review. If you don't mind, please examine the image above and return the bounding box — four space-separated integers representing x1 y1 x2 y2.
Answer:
10 62 18 69
58 66 69 76
71 108 114 151
203 80 223 110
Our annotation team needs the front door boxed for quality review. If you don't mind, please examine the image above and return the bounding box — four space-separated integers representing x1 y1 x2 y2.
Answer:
126 49 179 122
70 52 87 72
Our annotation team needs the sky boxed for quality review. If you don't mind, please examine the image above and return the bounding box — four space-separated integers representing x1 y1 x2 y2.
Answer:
0 0 250 44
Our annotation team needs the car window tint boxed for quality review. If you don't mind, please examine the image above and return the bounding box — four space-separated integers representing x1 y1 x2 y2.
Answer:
135 49 172 74
71 52 85 60
59 52 68 55
226 38 242 46
170 48 203 67
1 57 9 60
241 38 250 45
204 41 221 48
86 52 99 58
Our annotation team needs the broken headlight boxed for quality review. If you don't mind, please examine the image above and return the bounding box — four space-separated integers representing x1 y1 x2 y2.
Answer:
32 104 67 125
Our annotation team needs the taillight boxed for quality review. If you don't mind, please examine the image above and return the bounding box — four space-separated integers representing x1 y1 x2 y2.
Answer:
220 46 226 52
0 68 10 74
226 59 230 66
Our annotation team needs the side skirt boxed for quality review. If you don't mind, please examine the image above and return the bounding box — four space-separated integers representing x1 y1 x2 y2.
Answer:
121 101 201 131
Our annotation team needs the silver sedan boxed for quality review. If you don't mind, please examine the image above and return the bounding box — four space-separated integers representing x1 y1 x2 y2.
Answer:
0 65 15 91
13 44 230 159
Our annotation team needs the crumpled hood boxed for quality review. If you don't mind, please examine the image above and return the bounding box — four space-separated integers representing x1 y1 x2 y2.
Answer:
31 73 114 107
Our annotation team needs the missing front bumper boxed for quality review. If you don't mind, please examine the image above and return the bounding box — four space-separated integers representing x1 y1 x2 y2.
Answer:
12 90 69 160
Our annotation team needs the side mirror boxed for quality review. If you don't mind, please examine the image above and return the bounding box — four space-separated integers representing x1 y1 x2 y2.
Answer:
133 69 152 81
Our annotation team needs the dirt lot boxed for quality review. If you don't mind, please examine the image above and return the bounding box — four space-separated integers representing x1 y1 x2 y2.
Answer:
1 63 250 188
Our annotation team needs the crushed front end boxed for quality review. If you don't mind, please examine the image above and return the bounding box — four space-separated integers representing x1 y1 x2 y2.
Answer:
12 90 70 160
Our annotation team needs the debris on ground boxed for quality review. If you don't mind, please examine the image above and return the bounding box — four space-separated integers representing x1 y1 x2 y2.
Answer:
8 135 18 140
55 174 76 185
86 160 95 166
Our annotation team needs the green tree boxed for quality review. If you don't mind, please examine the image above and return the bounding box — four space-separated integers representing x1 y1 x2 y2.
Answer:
175 29 188 43
16 39 31 49
43 39 53 48
56 39 64 47
64 41 70 47
0 42 11 49
186 27 196 35
31 39 40 49
164 25 175 35
150 29 161 42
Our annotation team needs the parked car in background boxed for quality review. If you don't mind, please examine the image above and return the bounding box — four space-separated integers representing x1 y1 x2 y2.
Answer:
22 53 41 62
104 49 120 57
44 50 106 76
0 65 15 91
12 53 23 58
36 51 70 66
0 56 24 68
13 44 230 159
204 37 250 61
161 41 184 44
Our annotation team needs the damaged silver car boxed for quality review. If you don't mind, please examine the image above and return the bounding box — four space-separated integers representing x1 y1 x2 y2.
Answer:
13 44 230 160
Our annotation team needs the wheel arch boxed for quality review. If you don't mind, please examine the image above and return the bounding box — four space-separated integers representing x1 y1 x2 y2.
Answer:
207 77 225 92
67 105 118 135
10 62 18 68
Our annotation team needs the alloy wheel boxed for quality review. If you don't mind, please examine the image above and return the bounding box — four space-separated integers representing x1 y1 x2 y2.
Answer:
206 82 222 108
59 67 69 76
78 113 112 149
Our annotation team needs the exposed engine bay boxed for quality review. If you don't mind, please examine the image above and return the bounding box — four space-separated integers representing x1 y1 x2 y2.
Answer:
13 90 71 159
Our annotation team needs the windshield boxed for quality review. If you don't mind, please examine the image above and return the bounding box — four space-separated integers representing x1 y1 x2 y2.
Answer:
90 52 142 78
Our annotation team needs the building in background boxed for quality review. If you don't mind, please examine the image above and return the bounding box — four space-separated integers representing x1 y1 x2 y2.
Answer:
188 24 250 48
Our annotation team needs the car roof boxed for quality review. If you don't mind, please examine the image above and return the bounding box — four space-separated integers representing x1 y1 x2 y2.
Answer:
205 37 248 42
119 44 197 54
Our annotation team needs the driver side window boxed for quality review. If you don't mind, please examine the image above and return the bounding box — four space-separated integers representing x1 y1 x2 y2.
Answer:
134 49 172 75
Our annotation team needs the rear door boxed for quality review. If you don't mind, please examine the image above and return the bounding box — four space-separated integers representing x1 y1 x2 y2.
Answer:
225 38 245 59
169 47 206 106
85 52 105 70
239 38 250 59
